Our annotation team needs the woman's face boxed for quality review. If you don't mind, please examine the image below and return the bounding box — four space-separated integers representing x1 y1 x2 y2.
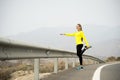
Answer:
76 25 81 31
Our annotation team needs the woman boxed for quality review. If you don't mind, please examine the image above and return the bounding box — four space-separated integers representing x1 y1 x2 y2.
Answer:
60 24 90 70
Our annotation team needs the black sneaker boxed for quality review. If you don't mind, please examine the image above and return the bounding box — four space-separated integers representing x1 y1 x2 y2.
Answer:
81 66 84 70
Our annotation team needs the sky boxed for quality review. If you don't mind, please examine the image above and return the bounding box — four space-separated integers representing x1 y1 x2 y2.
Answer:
0 0 120 36
0 0 120 57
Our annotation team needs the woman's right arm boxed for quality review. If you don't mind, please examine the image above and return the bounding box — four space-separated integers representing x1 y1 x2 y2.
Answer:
60 33 75 36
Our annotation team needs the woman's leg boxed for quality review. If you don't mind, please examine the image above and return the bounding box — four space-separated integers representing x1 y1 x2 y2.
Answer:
76 44 83 65
79 54 83 65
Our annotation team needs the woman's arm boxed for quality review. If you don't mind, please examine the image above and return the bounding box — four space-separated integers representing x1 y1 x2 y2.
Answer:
60 33 75 36
81 31 90 47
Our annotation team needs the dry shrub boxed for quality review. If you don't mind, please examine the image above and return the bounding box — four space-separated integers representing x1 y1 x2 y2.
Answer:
116 57 120 61
58 61 65 70
0 64 32 80
0 69 11 80
40 62 54 73
106 56 116 62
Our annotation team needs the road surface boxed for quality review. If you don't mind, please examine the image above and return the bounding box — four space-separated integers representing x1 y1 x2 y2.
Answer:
42 62 120 80
101 63 120 80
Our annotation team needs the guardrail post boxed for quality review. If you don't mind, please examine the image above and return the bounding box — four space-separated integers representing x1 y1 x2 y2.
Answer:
65 58 68 69
87 58 89 65
95 61 98 64
84 59 88 65
54 58 58 73
34 59 40 80
72 58 75 67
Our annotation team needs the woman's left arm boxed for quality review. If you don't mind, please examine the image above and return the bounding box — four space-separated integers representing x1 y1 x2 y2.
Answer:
81 31 90 47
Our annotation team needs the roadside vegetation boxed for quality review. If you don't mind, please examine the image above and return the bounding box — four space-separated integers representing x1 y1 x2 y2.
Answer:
105 56 120 62
0 59 78 80
0 57 120 80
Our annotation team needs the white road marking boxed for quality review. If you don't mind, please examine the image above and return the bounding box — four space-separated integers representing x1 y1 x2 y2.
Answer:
92 62 120 80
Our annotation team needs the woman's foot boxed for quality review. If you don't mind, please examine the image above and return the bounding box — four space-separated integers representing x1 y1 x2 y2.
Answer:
81 66 84 70
76 66 84 70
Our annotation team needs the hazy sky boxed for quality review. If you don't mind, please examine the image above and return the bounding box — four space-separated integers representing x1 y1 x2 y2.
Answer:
0 0 120 36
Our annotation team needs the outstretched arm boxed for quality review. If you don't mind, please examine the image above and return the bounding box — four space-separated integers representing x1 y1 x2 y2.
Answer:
60 33 75 36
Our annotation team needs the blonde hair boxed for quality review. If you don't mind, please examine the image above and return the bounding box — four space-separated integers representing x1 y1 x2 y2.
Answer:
77 24 82 31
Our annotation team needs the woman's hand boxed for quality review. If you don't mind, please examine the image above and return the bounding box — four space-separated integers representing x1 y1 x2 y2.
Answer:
85 46 92 49
60 34 65 35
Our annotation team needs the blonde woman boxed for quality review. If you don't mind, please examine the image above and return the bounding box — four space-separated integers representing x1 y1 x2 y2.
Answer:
60 24 91 70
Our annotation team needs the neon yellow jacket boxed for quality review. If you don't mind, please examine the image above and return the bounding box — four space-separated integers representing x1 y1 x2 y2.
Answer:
65 31 90 47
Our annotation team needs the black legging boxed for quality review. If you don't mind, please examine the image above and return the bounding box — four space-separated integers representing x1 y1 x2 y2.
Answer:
76 44 83 65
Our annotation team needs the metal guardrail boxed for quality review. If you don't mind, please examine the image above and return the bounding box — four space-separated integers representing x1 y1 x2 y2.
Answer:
0 38 104 63
0 38 105 80
0 38 77 60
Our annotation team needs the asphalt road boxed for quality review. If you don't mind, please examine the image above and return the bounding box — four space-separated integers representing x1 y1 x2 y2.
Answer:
101 63 120 80
41 64 102 80
41 62 120 80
